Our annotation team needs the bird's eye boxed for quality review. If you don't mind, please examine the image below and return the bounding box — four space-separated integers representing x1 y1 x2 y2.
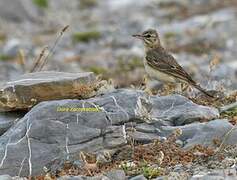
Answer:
145 34 151 38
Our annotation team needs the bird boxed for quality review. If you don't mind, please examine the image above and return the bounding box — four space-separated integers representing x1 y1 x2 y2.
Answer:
132 29 213 97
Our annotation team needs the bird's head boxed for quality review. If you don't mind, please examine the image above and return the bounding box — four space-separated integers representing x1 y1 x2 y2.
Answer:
132 29 160 49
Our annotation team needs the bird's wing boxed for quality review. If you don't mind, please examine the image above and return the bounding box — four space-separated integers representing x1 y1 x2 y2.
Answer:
146 49 196 84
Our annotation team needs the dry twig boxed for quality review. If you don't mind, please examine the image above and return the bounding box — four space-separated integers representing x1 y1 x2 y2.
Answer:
216 124 237 153
38 25 69 71
29 46 48 72
30 25 69 72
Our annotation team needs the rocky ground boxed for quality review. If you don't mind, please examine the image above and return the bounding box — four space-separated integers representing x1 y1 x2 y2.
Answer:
0 0 237 179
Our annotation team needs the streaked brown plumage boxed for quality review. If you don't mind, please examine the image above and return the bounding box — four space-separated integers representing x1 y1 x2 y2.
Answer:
133 29 213 97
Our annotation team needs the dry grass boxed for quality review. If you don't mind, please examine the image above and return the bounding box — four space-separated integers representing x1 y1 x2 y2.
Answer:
32 130 217 179
190 90 236 107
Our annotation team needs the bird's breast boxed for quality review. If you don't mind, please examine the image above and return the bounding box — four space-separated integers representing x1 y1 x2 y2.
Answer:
143 58 176 83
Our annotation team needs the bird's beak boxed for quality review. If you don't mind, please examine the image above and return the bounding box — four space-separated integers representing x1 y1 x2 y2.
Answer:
132 34 144 40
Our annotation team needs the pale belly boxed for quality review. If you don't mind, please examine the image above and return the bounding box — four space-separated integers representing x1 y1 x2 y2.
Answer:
144 62 177 83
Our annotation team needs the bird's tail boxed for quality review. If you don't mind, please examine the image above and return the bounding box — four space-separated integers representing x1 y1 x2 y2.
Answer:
193 84 214 98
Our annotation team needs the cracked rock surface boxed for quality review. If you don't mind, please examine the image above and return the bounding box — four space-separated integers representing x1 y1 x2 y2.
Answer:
0 89 150 176
0 71 97 112
0 89 223 176
58 170 126 180
151 95 219 126
0 111 25 136
160 119 237 148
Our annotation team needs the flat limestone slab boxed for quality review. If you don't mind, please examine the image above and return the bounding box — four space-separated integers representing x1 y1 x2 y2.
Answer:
0 71 97 112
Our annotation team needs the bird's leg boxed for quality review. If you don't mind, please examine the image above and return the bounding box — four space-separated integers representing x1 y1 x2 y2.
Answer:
175 83 182 94
144 88 153 96
174 83 189 96
143 74 149 87
143 75 153 96
163 83 176 95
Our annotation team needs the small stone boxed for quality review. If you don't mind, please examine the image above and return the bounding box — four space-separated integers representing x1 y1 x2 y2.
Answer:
175 140 184 147
105 170 126 180
0 175 12 180
3 39 21 57
57 175 84 180
130 174 147 180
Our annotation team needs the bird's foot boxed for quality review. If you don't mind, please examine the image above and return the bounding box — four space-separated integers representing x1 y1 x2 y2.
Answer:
163 83 176 95
142 75 154 96
172 83 188 96
144 88 153 96
142 75 149 86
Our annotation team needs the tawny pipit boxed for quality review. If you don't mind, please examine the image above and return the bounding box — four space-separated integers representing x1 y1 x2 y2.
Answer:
132 29 213 97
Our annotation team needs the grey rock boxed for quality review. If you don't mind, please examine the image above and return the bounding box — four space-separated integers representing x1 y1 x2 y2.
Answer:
153 177 167 180
86 176 110 180
219 101 237 113
61 175 111 180
0 88 222 176
11 177 27 180
191 168 237 180
0 89 151 176
0 0 42 22
0 111 25 135
175 140 184 147
0 71 97 112
135 123 158 133
162 119 237 148
0 175 12 180
192 175 224 180
57 175 84 180
173 164 184 173
130 174 147 180
3 39 21 57
127 94 220 143
2 38 33 59
128 131 161 143
0 62 23 82
151 95 219 126
105 170 126 180
165 172 189 179
208 64 237 90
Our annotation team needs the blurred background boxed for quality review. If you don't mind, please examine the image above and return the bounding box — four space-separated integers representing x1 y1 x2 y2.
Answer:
0 0 236 93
